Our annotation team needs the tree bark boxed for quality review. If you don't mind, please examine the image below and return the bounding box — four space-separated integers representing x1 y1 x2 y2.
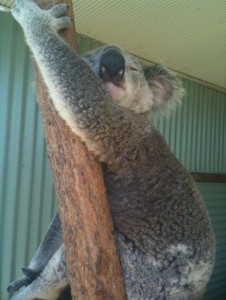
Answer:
32 0 126 299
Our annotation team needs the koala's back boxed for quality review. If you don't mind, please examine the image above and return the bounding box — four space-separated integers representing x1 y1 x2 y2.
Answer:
104 127 215 299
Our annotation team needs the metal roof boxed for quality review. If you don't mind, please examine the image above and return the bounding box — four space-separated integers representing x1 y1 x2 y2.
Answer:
73 0 226 90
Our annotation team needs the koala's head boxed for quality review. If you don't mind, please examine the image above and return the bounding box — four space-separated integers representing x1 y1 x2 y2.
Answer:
83 45 184 114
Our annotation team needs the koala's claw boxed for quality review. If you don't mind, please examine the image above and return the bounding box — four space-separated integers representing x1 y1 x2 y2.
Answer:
7 277 29 292
7 268 40 293
21 267 40 279
53 16 72 31
49 3 69 18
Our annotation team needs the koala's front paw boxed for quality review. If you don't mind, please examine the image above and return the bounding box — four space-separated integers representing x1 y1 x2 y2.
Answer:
12 0 71 33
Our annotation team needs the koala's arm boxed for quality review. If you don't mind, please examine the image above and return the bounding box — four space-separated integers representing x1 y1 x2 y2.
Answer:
8 212 63 292
12 0 147 165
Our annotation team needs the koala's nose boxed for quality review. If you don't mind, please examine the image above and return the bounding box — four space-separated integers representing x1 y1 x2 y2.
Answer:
99 48 125 84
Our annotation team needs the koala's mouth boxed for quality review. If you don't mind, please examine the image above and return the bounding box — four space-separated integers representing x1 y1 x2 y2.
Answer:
104 81 125 99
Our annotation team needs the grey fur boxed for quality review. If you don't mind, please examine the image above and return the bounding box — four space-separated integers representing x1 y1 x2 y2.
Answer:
9 0 215 299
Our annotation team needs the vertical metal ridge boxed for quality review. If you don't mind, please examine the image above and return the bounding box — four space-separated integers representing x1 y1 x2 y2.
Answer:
0 13 14 295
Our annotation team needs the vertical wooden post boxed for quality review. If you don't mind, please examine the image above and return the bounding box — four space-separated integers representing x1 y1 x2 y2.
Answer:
33 0 126 299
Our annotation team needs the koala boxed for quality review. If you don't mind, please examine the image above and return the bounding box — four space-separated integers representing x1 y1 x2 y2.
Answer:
8 0 215 299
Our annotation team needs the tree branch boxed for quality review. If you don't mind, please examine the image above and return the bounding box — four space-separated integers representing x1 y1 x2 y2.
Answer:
32 0 125 299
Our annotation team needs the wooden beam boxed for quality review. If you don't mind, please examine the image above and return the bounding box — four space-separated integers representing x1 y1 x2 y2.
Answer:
33 0 125 299
191 172 226 183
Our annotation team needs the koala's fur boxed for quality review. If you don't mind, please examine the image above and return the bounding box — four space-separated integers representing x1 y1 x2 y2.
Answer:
9 1 215 299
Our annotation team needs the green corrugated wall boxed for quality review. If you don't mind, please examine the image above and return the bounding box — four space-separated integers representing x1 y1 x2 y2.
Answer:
0 14 58 299
0 13 226 300
198 183 226 299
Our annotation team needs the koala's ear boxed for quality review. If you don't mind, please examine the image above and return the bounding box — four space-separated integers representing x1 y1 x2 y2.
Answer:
143 64 185 111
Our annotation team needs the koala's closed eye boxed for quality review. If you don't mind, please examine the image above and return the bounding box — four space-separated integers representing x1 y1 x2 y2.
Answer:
129 66 139 71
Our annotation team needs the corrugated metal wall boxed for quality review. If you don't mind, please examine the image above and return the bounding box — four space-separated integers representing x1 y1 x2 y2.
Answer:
198 183 226 300
0 13 226 300
152 80 226 173
0 13 58 299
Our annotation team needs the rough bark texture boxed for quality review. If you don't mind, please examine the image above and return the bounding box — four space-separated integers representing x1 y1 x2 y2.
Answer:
32 0 126 299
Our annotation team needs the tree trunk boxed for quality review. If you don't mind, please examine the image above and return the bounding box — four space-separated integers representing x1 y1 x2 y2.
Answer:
32 0 126 299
